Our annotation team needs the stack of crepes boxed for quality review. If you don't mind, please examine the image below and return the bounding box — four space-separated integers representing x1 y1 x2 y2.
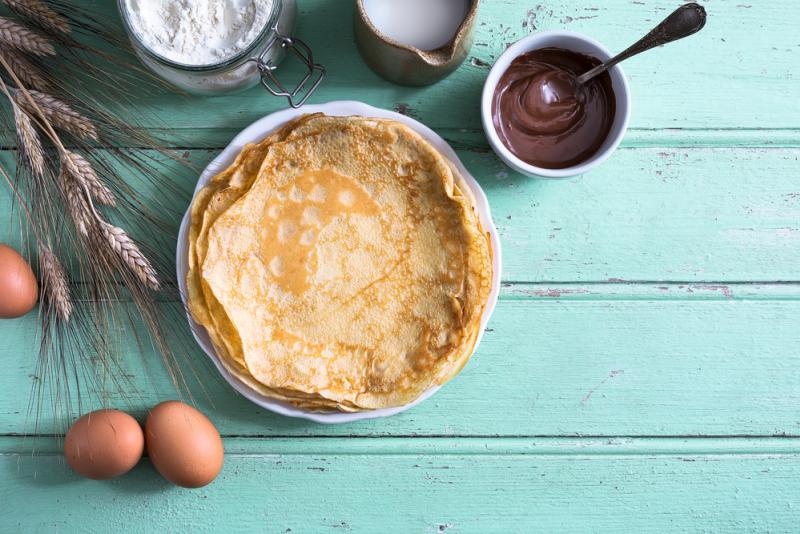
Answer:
186 114 493 411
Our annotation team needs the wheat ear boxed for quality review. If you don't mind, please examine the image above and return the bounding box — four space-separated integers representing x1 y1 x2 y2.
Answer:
12 100 44 176
58 157 159 290
13 89 98 140
0 46 51 91
0 16 54 56
2 0 70 35
39 245 72 322
58 165 90 237
61 150 115 206
98 221 161 290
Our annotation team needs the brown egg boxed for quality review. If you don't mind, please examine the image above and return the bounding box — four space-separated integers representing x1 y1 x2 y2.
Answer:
64 409 144 480
0 243 38 318
145 401 224 488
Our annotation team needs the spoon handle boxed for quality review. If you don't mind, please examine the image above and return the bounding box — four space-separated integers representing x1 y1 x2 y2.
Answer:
576 3 707 85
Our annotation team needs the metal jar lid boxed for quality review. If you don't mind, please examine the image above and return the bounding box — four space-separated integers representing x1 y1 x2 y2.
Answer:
117 0 325 106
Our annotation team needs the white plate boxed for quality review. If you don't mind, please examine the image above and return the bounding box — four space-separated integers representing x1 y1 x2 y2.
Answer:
176 101 502 423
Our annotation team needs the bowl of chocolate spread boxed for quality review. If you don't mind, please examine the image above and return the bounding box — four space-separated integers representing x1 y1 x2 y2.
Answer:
481 31 631 178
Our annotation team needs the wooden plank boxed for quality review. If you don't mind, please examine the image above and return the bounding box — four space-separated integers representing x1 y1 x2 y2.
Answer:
0 0 792 147
2 438 799 533
2 296 799 437
503 282 800 301
3 146 800 283
5 436 800 456
0 1 796 530
484 147 800 283
94 128 800 152
466 0 800 132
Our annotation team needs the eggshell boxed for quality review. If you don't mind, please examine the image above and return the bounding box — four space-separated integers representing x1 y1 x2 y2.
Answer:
145 401 224 488
64 409 144 480
0 243 38 318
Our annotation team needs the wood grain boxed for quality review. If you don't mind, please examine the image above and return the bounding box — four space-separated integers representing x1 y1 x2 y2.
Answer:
1 0 799 530
3 145 800 283
2 296 799 437
3 438 799 533
0 0 785 146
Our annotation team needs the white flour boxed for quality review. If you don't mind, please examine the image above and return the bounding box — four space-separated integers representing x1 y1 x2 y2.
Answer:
123 0 274 66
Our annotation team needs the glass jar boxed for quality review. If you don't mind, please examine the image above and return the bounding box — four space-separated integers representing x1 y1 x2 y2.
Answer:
117 0 324 107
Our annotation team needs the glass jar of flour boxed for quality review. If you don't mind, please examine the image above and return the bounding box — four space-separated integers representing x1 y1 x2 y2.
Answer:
118 0 324 107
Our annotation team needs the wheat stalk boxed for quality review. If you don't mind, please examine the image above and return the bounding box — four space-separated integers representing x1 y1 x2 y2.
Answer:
0 5 195 428
0 46 51 91
2 0 70 35
39 245 72 321
0 16 54 56
61 149 115 206
98 221 160 290
13 89 98 140
12 100 44 176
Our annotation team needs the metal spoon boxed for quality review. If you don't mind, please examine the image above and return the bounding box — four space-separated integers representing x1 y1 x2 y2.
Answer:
576 2 707 86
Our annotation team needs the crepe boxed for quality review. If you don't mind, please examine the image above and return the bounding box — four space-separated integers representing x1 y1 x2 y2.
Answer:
187 114 492 411
188 115 349 408
188 114 321 370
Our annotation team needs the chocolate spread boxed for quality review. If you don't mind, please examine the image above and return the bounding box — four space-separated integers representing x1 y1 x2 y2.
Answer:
492 47 616 170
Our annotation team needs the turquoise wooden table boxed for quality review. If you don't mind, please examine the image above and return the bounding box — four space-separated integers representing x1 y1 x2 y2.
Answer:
2 1 799 532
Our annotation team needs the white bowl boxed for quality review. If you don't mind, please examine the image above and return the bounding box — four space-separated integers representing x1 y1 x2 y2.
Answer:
481 30 631 178
176 101 502 424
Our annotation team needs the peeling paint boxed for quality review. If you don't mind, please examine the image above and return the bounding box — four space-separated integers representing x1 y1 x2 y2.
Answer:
470 57 490 68
581 370 625 404
696 285 733 299
523 288 590 298
393 103 418 119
